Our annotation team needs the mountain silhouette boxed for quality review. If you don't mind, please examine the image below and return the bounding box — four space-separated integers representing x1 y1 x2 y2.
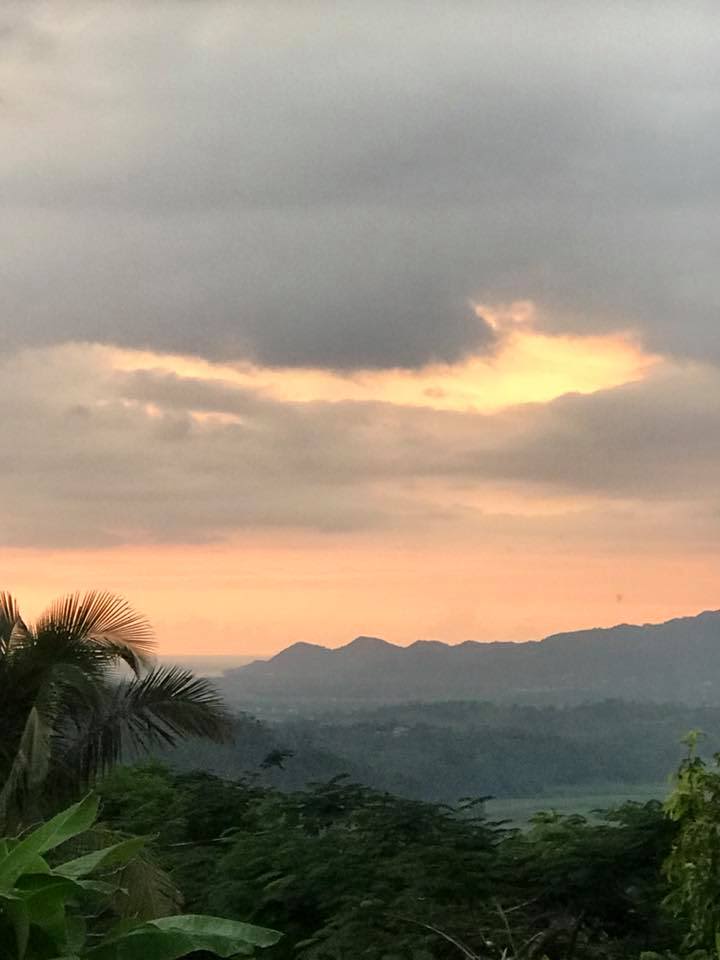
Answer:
222 611 720 706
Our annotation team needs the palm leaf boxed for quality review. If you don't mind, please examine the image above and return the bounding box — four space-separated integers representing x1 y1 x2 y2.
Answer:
0 593 231 824
56 667 231 791
113 853 183 919
34 592 155 675
0 706 51 829
117 666 232 744
0 592 27 657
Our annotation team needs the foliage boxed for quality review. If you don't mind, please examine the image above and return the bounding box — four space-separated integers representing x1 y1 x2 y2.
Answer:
501 802 677 959
98 763 678 960
663 732 720 954
157 699 720 803
0 591 231 827
0 792 281 960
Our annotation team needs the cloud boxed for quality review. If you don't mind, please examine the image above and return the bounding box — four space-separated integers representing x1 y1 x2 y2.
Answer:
466 366 720 498
1 342 719 549
2 4 719 553
1 2 720 368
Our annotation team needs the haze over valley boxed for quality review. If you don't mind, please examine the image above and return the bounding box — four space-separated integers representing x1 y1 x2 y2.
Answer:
146 610 720 820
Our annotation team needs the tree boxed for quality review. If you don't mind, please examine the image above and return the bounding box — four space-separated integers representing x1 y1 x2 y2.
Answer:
0 591 231 827
662 732 720 954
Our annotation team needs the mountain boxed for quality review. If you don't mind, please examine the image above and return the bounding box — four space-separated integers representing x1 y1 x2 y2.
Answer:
219 611 720 709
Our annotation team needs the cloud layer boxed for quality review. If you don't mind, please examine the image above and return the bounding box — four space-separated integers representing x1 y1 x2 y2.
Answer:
2 1 720 368
2 341 718 550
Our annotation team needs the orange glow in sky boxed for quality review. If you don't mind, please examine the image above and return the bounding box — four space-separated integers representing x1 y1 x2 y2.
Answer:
3 303 692 658
4 533 719 656
109 301 658 416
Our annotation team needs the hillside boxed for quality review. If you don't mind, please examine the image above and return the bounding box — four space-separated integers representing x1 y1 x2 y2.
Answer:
160 698 720 803
218 611 720 709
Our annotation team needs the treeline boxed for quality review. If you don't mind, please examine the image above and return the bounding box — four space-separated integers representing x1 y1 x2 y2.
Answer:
156 699 720 801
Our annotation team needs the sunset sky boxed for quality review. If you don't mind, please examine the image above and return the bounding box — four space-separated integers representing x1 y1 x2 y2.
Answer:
3 2 720 655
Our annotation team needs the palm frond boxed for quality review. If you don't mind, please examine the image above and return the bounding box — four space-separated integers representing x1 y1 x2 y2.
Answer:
0 593 230 822
0 591 20 631
0 706 51 829
49 662 108 721
117 666 232 744
54 667 231 792
35 591 155 674
0 592 27 657
113 853 183 919
0 661 110 822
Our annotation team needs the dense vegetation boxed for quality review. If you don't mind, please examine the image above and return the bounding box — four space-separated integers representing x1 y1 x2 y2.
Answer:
90 740 720 960
157 700 720 803
97 762 678 959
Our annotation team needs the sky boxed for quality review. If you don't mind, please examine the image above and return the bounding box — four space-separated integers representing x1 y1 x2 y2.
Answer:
2 1 720 655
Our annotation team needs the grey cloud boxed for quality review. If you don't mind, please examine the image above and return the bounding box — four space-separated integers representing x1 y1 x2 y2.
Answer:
2 344 720 549
2 2 720 367
122 362 720 501
469 369 720 498
0 204 496 367
0 374 381 547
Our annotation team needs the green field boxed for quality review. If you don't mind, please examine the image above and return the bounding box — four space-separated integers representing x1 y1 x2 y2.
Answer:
484 783 667 825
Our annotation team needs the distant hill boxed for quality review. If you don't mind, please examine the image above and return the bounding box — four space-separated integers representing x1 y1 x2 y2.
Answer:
161 698 720 803
218 612 720 709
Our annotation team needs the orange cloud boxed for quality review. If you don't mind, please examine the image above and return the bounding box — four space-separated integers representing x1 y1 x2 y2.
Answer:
108 301 659 415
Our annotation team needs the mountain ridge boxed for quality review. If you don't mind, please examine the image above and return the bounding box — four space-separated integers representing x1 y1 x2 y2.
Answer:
222 610 720 708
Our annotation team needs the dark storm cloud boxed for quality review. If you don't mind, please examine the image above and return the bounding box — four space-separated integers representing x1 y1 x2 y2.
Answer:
2 2 720 368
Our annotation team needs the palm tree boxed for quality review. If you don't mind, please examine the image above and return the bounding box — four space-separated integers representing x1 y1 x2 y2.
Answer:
0 590 231 826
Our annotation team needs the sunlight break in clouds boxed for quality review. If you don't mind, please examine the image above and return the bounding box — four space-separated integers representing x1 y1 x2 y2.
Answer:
109 302 658 416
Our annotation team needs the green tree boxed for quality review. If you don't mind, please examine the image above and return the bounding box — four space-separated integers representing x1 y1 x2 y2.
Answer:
0 592 231 827
663 732 720 954
502 801 676 959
